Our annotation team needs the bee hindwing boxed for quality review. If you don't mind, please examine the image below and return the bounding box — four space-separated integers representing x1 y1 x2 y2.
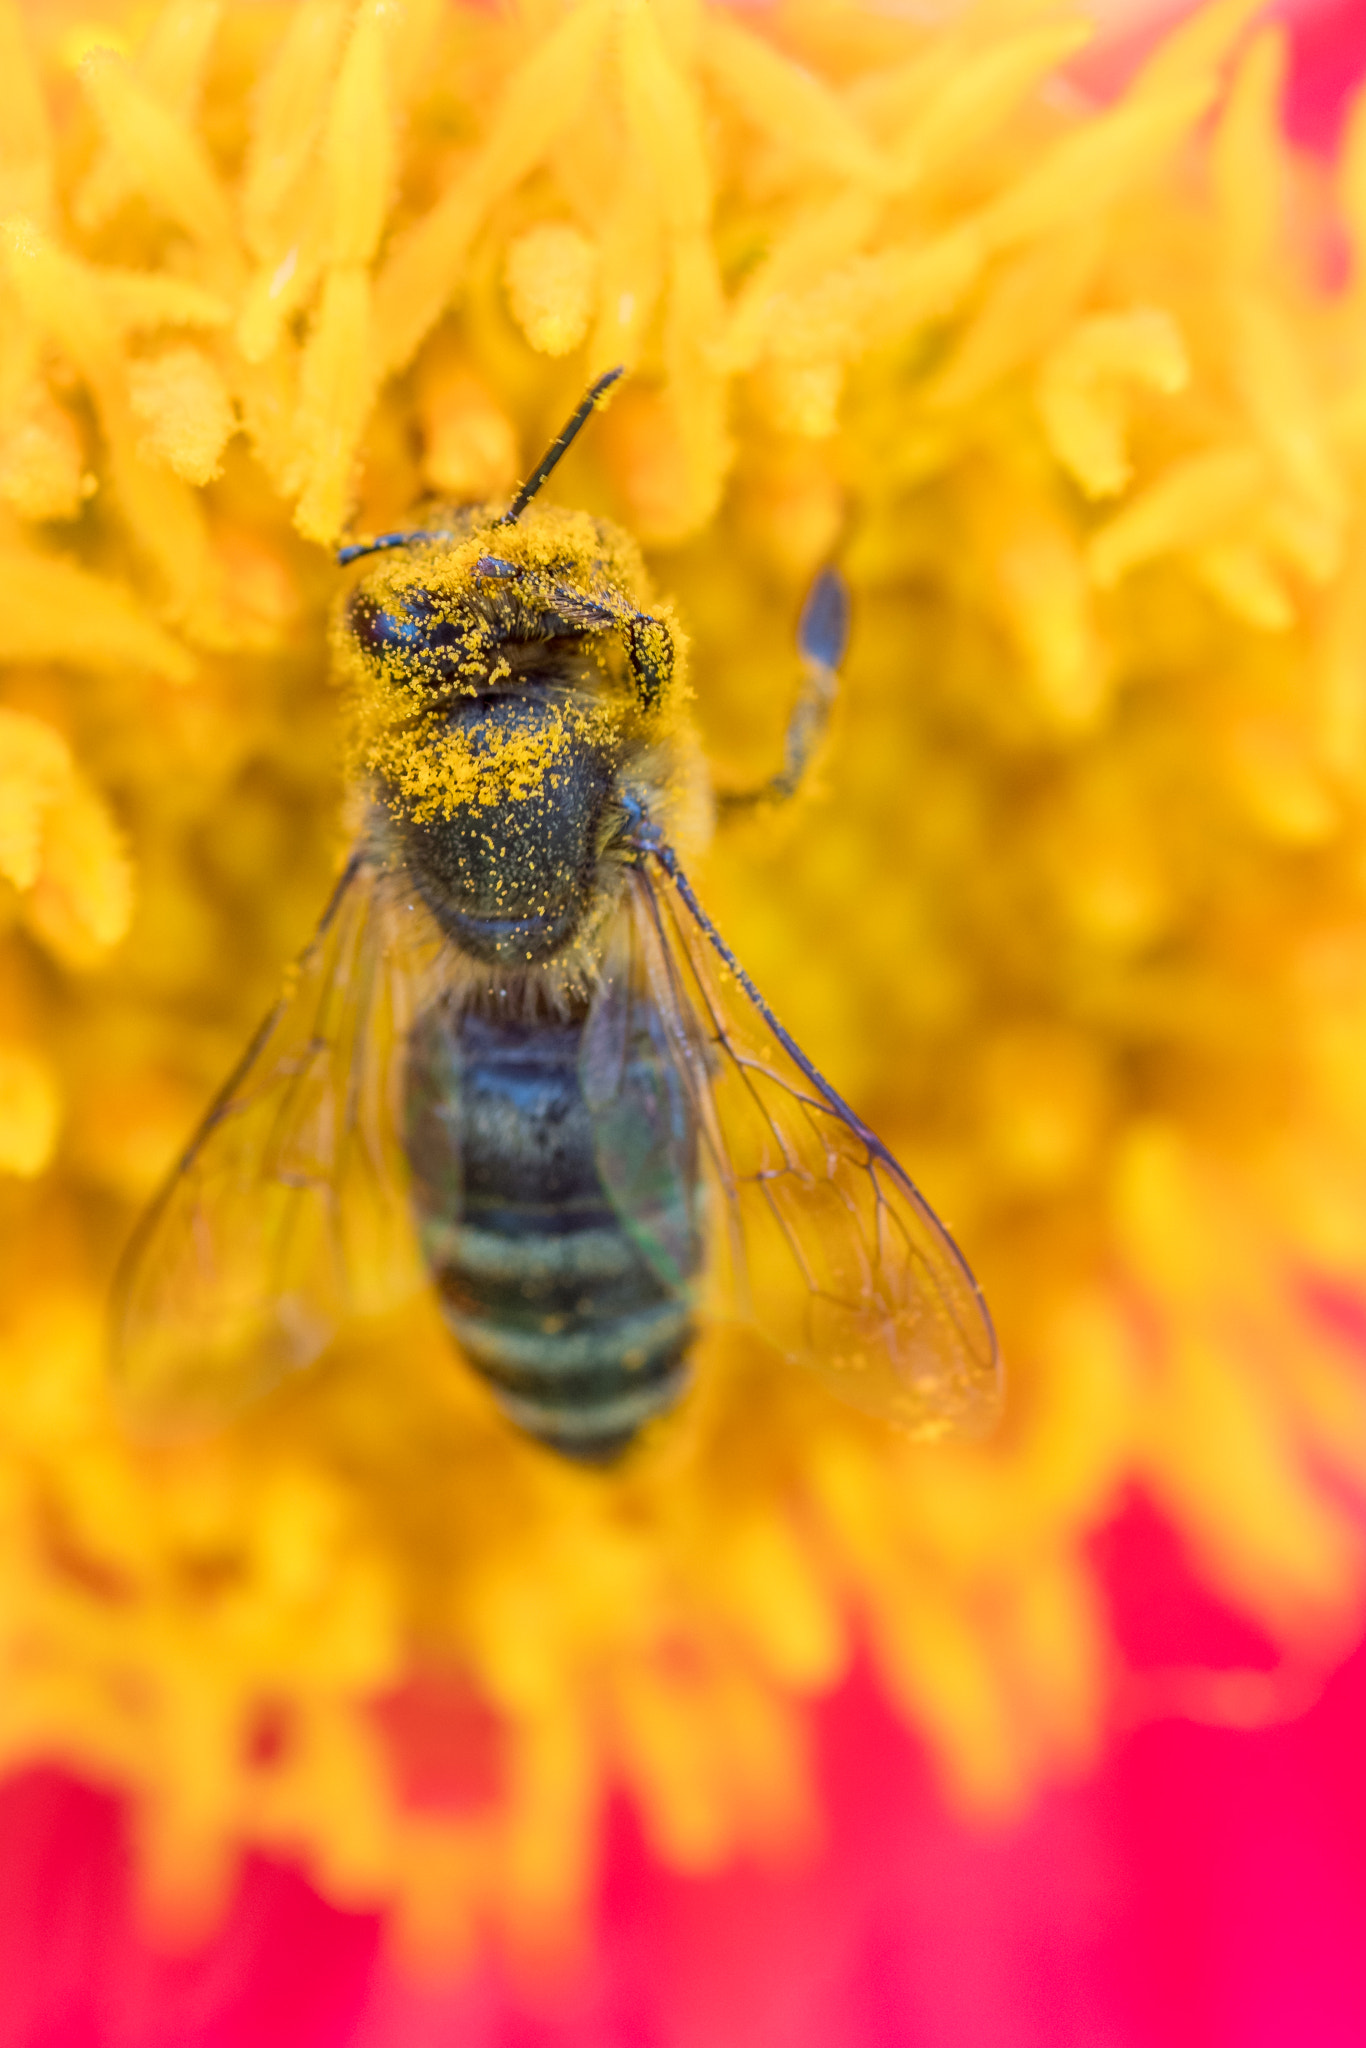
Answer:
598 858 1002 1442
111 855 429 1439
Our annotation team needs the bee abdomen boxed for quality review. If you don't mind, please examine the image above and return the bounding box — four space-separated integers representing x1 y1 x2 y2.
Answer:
405 1007 697 1462
444 1287 691 1460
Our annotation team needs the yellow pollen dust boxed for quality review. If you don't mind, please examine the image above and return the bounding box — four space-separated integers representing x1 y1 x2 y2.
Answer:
384 707 580 823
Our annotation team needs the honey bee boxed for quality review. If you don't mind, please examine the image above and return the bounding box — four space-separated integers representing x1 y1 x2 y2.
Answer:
113 371 1000 1461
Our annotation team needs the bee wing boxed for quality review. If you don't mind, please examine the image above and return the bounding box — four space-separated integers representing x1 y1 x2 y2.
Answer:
581 898 703 1293
112 854 434 1440
593 856 1001 1441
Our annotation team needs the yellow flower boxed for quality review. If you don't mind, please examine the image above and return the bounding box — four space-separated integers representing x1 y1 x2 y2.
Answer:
0 0 1364 1974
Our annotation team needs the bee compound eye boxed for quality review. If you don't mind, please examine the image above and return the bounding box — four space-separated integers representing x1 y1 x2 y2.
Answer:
346 589 470 678
347 589 422 656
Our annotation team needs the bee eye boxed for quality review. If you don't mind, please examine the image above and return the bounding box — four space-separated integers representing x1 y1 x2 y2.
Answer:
347 590 430 657
346 591 470 685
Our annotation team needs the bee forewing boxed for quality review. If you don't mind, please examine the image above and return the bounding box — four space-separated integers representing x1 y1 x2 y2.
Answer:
621 862 1002 1441
581 907 702 1293
111 857 432 1440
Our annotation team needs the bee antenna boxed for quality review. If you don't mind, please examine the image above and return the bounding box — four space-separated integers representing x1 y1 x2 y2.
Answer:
495 366 625 528
336 528 454 567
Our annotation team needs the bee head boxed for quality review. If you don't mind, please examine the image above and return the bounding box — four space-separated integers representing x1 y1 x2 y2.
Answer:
336 501 677 713
333 503 686 966
336 372 678 710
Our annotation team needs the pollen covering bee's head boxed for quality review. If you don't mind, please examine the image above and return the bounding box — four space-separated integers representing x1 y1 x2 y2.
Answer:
332 503 688 826
331 365 682 736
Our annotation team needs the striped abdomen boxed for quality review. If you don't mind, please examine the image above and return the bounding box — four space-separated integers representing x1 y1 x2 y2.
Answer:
404 1005 698 1461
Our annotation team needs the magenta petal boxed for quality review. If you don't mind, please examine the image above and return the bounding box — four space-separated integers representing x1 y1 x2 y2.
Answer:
7 1502 1366 2048
1281 0 1366 147
0 1773 379 2048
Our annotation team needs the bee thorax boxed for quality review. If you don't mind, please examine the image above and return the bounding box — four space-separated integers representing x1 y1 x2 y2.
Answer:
389 692 617 964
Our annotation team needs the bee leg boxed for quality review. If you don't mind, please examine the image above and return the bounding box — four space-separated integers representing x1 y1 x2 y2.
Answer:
716 566 849 814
